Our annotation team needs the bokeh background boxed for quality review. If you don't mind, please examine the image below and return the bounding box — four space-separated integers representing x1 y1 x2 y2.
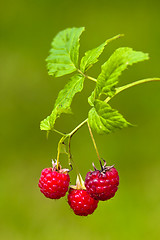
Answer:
0 0 160 239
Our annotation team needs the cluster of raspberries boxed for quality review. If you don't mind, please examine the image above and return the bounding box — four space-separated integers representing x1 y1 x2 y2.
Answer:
38 160 119 216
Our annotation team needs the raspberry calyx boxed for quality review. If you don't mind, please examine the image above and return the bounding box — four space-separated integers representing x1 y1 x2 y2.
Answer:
68 174 99 216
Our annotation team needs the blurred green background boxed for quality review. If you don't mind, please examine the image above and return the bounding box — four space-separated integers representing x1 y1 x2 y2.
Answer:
0 0 160 239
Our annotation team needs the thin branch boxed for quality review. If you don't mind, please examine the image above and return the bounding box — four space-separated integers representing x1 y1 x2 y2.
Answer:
77 69 97 82
85 75 97 82
115 78 160 95
69 119 88 137
87 121 101 163
53 128 66 136
104 78 160 103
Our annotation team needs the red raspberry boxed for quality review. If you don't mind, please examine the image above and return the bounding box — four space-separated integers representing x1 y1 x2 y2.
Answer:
85 160 119 201
38 161 70 199
68 188 99 216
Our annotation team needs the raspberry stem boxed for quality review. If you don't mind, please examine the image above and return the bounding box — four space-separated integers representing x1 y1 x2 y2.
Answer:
77 69 97 82
56 136 67 169
87 121 101 166
104 78 160 103
69 119 88 137
53 129 66 136
56 119 88 169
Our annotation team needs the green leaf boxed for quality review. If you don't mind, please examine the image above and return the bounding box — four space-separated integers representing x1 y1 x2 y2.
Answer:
40 116 51 131
46 27 85 77
80 34 123 73
89 47 149 104
88 100 130 134
40 73 85 131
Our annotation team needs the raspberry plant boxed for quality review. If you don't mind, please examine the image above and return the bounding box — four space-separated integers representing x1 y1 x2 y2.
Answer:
38 27 160 215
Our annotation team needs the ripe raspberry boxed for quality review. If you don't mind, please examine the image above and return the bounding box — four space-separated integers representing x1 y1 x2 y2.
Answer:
85 160 119 201
68 188 99 216
67 174 98 216
38 160 70 199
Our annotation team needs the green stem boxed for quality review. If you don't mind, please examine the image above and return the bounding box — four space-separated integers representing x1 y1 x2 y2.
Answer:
85 75 97 82
68 136 72 166
105 78 160 103
106 33 124 42
56 118 88 168
104 96 111 103
87 121 101 163
67 119 87 168
68 135 81 175
53 128 66 136
67 118 88 162
69 119 88 137
77 69 97 82
56 135 67 169
115 78 160 95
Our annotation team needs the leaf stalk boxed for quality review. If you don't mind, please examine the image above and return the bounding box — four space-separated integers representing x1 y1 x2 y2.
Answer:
77 69 97 82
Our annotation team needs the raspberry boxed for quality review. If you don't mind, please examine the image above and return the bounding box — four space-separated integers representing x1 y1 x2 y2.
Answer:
38 160 70 199
85 160 119 201
68 188 99 216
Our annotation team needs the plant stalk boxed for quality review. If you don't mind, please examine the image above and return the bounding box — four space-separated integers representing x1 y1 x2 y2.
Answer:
77 69 97 82
115 78 160 95
87 121 101 164
69 119 88 137
56 136 67 169
105 78 160 103
53 128 66 136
